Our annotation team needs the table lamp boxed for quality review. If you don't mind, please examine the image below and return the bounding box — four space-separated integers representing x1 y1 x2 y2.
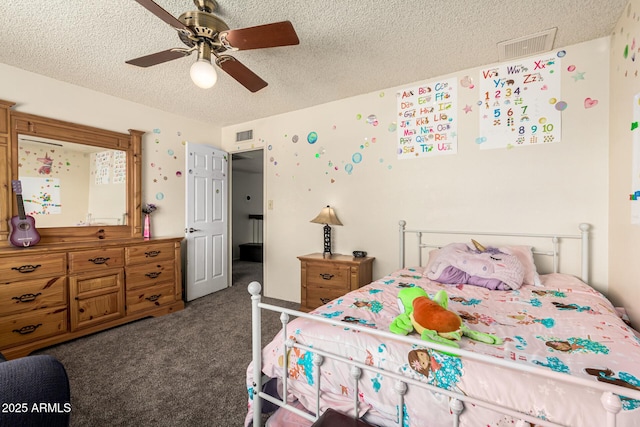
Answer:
310 205 342 258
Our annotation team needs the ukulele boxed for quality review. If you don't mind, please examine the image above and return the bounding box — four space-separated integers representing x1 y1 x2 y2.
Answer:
8 180 41 247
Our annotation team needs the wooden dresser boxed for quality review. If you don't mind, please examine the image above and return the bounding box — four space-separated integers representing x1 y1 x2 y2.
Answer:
0 237 183 359
298 253 374 312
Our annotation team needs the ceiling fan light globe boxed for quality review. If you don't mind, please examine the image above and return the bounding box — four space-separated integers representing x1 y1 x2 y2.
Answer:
190 59 217 89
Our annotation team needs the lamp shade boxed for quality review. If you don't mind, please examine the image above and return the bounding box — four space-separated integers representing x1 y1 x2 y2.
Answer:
310 205 342 226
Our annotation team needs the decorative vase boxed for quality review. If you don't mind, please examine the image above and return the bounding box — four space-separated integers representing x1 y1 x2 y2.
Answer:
143 213 151 240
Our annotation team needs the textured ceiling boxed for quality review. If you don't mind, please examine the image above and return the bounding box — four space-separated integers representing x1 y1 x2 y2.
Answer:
0 0 629 128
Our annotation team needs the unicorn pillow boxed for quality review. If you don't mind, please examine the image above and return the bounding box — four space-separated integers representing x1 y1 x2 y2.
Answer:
424 241 525 290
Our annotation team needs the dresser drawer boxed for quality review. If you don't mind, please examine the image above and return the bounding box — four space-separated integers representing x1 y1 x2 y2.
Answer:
71 268 123 294
126 261 175 291
0 276 66 316
0 253 66 283
0 307 67 349
126 282 175 314
68 247 125 273
305 263 350 289
126 243 174 265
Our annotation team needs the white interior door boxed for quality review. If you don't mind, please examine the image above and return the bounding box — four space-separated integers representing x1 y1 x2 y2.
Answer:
185 143 228 301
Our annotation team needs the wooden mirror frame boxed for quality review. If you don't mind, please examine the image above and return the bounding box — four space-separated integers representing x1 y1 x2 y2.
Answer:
0 99 144 246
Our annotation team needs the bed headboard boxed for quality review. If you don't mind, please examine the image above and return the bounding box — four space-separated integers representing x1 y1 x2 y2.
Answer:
398 220 591 283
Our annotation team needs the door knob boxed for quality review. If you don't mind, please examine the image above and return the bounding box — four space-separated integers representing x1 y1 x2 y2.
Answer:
187 227 201 233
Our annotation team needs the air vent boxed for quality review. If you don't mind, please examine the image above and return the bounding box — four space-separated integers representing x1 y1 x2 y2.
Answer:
236 129 253 143
497 28 557 62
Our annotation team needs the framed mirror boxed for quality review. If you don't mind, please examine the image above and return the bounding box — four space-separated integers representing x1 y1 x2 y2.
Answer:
17 135 128 227
1 103 143 245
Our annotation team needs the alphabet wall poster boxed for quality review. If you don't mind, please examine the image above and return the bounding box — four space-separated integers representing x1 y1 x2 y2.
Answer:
397 77 458 159
478 54 561 149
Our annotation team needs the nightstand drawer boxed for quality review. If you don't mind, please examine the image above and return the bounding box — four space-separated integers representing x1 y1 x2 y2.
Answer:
305 264 350 289
299 253 375 312
305 287 345 308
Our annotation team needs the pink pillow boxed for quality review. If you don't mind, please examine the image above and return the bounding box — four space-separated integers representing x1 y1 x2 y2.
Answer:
498 245 542 287
425 248 441 272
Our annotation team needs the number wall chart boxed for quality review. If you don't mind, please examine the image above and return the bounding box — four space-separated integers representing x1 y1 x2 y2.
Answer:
94 151 112 185
113 150 126 184
478 55 561 149
397 77 457 159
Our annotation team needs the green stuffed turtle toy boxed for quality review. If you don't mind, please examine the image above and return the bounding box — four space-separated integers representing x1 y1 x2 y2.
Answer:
389 287 502 351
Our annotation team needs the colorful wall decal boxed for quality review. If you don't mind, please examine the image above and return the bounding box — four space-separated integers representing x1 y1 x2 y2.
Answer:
307 131 318 144
21 176 62 215
584 97 599 109
397 77 458 159
460 75 474 89
478 54 562 149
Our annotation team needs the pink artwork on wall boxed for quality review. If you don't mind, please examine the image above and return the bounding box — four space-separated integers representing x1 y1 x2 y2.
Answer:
37 153 53 175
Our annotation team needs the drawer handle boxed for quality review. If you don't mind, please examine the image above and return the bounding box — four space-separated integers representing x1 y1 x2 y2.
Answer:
145 250 161 258
88 257 110 264
320 298 332 304
319 273 334 280
145 294 161 302
11 264 42 274
13 324 42 335
145 271 162 279
12 292 42 303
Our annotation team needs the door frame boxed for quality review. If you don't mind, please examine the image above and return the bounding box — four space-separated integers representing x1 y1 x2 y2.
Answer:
228 148 265 287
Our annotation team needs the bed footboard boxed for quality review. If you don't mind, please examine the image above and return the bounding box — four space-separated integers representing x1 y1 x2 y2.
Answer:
248 281 639 427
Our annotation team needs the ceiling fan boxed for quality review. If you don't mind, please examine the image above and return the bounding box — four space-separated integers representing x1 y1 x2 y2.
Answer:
126 0 300 92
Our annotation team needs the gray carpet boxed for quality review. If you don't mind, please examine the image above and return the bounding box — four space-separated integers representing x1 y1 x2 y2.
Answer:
35 260 298 427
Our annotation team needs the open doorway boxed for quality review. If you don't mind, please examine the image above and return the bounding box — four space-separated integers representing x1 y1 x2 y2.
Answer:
231 149 264 287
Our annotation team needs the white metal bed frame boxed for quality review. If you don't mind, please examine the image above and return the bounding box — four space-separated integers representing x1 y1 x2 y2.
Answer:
249 221 640 427
398 220 592 283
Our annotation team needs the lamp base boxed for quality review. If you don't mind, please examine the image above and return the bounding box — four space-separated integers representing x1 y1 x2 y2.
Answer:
322 225 332 259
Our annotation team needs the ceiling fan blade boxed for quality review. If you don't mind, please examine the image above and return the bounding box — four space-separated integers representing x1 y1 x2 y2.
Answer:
219 21 299 51
216 56 268 92
133 0 193 35
126 49 190 67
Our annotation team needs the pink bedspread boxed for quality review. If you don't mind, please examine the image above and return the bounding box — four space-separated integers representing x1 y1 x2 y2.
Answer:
246 268 640 426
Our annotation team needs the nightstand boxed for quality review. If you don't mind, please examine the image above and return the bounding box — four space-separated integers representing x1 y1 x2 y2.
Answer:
298 253 374 312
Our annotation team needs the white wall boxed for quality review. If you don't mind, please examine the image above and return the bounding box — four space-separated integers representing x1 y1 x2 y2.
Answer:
609 0 640 328
223 37 611 303
0 63 220 238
